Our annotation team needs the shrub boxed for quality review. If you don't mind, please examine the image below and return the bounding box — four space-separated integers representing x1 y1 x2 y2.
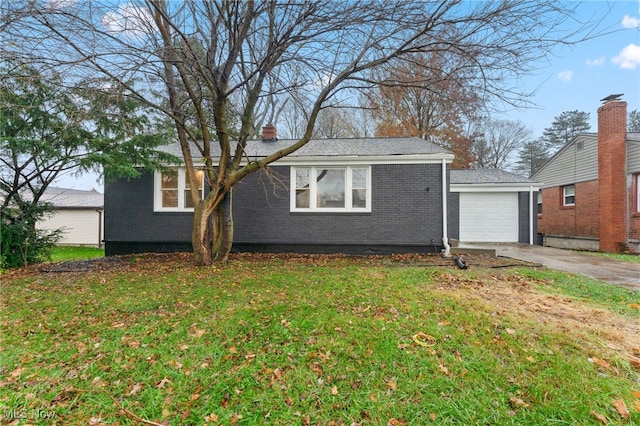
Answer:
1 201 62 269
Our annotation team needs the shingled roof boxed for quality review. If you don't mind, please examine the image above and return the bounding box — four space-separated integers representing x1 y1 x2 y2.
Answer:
158 136 453 160
40 187 103 209
450 169 538 184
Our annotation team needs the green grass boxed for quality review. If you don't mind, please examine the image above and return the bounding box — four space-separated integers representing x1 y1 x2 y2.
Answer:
515 268 640 316
583 251 640 264
49 246 104 263
1 254 638 425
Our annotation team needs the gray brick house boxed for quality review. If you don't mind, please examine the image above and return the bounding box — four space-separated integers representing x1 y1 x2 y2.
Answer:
104 136 538 256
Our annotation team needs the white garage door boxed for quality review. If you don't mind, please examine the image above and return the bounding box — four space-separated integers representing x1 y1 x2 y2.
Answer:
459 192 519 242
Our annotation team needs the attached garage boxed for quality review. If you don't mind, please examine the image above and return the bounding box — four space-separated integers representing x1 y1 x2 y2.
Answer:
459 192 519 242
450 169 539 245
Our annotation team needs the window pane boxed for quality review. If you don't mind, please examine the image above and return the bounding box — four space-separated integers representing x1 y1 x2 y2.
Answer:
564 185 575 205
186 170 204 190
352 168 366 188
161 170 178 189
185 189 195 208
317 169 345 208
162 190 178 207
352 189 366 208
296 189 310 208
296 168 310 189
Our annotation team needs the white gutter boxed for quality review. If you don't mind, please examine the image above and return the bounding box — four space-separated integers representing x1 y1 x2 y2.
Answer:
442 159 451 257
529 185 534 245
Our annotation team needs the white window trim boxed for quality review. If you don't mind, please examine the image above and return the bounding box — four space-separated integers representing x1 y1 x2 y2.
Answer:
563 184 575 207
154 168 204 212
290 166 372 212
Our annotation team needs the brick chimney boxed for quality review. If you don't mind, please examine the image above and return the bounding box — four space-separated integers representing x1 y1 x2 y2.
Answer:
262 124 277 142
597 95 628 252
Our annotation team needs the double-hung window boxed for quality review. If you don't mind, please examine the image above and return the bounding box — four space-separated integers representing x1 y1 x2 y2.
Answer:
634 173 640 214
291 166 371 212
562 184 575 207
537 191 542 215
155 168 204 211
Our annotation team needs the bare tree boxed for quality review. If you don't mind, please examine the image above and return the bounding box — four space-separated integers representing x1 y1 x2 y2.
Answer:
2 0 598 265
473 119 533 170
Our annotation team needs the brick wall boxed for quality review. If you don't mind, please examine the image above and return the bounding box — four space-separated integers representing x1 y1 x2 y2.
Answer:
598 100 628 252
538 180 599 237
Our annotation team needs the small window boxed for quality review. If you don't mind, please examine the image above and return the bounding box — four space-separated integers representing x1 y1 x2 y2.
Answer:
563 185 575 207
537 191 542 215
291 166 371 212
634 174 640 213
155 168 204 211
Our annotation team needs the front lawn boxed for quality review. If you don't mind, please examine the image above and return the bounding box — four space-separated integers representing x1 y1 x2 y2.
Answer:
1 253 638 425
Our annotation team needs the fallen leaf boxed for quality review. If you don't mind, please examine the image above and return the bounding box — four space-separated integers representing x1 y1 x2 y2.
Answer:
129 383 143 395
509 396 530 408
156 377 171 388
428 413 437 421
629 303 640 309
204 413 219 422
330 386 339 395
613 399 630 419
590 411 608 424
633 390 640 398
386 380 398 390
630 357 640 370
505 328 516 335
369 393 377 402
191 329 206 338
438 363 450 376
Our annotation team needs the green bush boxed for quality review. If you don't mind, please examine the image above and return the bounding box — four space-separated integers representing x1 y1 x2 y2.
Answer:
1 201 62 269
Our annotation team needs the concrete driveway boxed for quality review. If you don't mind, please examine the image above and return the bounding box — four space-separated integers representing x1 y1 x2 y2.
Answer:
463 243 640 291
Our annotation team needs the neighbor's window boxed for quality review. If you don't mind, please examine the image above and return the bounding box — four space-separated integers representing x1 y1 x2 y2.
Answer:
291 166 371 212
635 174 640 213
155 168 204 211
562 184 575 207
537 191 542 215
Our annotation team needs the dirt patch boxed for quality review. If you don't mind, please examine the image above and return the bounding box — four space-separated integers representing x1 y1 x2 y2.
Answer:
435 272 640 368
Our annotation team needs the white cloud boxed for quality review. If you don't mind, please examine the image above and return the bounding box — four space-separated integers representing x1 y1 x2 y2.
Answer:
101 4 154 39
612 43 640 69
586 56 606 67
622 15 640 29
557 70 573 82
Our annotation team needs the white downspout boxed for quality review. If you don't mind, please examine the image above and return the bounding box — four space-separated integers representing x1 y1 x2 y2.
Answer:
442 159 451 257
529 185 534 245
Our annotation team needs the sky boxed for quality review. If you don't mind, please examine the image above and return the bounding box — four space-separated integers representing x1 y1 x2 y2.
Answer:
499 0 640 135
55 0 640 192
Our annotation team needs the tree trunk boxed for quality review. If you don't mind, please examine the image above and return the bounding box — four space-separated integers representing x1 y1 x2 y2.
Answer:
213 190 233 262
192 198 214 266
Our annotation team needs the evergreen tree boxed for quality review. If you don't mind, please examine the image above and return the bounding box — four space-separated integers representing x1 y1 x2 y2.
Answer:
629 109 640 133
514 139 551 177
541 110 591 153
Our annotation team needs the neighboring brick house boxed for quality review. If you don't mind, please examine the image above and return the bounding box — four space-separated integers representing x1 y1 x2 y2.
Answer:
532 96 640 253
